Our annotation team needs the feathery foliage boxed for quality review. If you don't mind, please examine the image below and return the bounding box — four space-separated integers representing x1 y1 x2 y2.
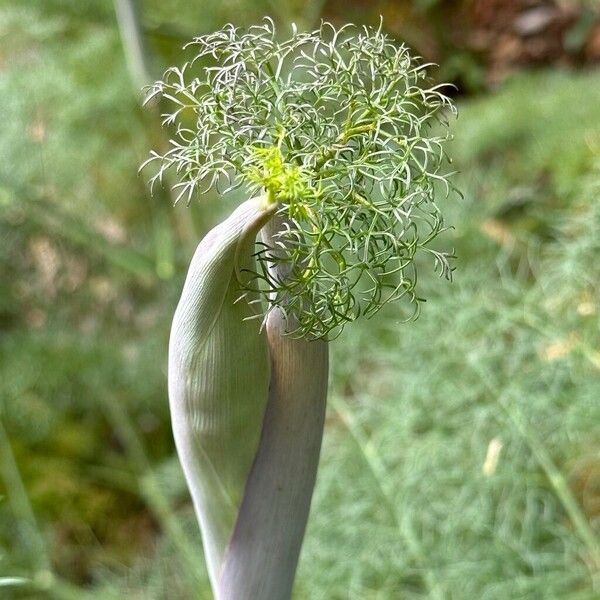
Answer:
144 18 457 338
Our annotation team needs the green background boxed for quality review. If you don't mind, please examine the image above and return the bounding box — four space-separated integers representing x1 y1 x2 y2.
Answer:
1 1 600 598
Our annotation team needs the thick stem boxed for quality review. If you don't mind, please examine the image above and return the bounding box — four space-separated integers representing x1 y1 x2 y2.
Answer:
217 217 329 600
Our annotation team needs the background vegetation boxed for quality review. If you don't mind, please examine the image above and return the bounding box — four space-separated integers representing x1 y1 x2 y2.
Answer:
1 1 600 598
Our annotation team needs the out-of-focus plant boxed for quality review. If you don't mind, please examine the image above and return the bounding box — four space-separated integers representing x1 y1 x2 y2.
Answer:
146 18 456 600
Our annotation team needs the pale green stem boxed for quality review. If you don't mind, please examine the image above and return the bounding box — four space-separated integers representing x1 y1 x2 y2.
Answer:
0 419 50 574
216 214 329 600
113 0 153 91
0 420 99 600
113 0 197 254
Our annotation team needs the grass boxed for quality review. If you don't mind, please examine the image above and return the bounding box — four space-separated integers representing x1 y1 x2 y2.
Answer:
0 2 599 596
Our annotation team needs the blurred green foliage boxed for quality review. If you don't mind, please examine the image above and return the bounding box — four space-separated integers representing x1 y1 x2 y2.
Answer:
1 1 600 598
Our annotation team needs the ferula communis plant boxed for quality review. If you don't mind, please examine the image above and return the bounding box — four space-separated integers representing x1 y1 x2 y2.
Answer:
148 18 456 600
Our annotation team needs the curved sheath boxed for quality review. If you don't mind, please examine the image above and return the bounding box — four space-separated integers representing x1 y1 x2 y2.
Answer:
169 205 329 600
168 198 274 590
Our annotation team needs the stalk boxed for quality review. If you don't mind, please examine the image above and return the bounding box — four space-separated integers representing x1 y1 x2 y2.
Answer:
217 217 329 599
